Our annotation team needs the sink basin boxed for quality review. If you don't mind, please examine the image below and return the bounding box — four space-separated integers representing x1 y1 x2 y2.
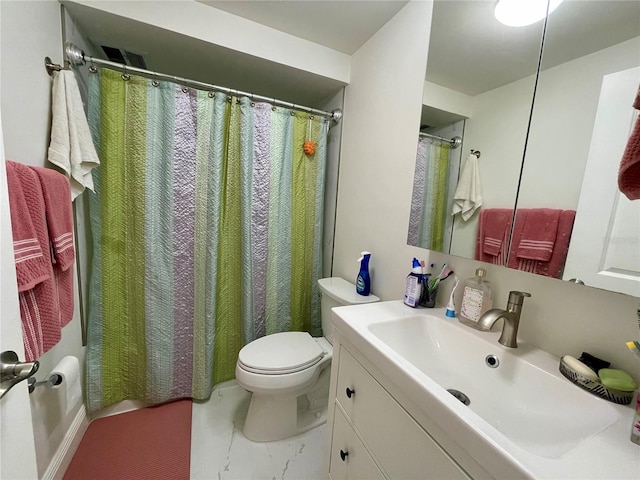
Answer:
331 301 622 462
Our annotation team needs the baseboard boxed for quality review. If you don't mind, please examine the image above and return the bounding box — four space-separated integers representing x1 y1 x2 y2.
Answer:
42 405 89 480
89 399 149 420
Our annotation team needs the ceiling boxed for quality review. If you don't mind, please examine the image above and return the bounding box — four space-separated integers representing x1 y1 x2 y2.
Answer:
198 0 640 97
427 0 640 96
197 1 410 55
64 1 640 108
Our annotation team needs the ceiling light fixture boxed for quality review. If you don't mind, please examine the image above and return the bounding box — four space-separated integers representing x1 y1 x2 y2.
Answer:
495 0 564 27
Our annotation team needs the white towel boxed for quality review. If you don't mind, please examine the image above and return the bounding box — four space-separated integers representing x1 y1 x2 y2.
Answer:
48 70 100 199
451 153 482 221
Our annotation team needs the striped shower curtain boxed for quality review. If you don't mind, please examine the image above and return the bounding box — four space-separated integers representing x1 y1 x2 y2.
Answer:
407 137 451 251
85 68 327 412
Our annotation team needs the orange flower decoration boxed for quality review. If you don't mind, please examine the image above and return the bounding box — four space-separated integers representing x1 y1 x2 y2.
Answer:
303 140 316 155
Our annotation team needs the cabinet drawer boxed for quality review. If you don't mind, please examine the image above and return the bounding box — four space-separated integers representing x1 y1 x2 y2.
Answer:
330 406 385 480
336 346 469 480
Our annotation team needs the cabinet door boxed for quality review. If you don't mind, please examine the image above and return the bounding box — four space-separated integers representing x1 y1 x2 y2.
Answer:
329 407 385 480
336 347 469 480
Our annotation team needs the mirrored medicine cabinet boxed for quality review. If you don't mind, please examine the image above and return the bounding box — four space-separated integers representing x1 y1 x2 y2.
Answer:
410 0 640 297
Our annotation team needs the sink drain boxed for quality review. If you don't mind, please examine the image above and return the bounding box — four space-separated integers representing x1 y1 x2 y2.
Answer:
447 389 470 406
485 354 500 368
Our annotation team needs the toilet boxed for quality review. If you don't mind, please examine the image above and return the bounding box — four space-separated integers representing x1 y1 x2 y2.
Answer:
235 277 380 441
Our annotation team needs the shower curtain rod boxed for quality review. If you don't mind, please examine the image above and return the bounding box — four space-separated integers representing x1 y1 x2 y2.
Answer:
419 131 462 149
46 43 342 122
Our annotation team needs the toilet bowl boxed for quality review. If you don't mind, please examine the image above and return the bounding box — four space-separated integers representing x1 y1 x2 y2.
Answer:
235 277 379 442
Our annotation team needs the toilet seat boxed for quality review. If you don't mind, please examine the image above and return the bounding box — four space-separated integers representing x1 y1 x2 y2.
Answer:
238 331 325 375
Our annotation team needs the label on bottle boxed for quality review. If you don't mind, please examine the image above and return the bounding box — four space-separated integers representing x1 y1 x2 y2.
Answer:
356 276 365 293
460 286 484 323
404 275 421 308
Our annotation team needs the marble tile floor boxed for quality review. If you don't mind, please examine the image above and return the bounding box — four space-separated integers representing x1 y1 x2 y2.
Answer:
190 383 327 480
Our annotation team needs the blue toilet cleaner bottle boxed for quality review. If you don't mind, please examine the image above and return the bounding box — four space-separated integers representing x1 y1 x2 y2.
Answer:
356 251 371 296
404 258 423 308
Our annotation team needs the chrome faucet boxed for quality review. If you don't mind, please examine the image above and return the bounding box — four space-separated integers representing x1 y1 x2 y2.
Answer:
477 291 531 348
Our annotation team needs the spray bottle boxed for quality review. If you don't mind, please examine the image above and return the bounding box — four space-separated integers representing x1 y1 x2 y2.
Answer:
356 251 371 296
404 258 423 308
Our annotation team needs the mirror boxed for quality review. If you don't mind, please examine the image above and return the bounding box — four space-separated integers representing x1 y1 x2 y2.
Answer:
410 0 640 296
518 0 640 295
410 0 545 256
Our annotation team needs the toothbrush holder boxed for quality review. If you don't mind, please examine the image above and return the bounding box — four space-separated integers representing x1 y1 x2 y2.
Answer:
420 285 438 308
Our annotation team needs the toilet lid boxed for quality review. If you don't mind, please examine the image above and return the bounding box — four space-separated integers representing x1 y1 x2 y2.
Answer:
238 332 325 374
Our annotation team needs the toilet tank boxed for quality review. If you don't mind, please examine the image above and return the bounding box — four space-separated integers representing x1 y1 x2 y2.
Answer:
318 277 380 344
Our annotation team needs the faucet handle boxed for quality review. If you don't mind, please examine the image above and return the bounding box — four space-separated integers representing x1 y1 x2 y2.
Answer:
508 291 531 305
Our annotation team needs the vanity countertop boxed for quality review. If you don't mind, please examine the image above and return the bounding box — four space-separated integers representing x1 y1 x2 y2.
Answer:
331 300 640 479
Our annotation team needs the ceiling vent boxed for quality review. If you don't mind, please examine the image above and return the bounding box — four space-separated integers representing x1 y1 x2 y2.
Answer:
101 45 147 69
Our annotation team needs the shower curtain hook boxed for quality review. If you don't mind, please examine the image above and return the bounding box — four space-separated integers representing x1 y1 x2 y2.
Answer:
121 64 130 81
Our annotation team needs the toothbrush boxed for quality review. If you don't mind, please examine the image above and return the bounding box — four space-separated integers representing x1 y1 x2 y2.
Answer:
445 276 459 318
429 264 447 290
627 341 640 360
429 266 453 292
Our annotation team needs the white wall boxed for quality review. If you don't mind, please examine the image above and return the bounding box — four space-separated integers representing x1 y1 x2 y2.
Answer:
332 0 434 300
320 89 345 277
0 2 86 477
422 81 473 119
63 0 350 85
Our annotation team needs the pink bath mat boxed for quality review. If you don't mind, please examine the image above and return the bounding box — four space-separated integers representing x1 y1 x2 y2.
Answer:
64 399 192 480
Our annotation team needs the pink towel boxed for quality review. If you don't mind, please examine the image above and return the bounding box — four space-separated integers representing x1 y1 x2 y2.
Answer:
32 167 75 326
475 209 512 266
618 84 640 200
515 208 561 262
6 161 51 292
32 167 75 270
8 161 62 361
508 210 576 278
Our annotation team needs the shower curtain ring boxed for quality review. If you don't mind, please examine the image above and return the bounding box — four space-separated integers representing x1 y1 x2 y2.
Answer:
121 65 130 81
88 59 97 74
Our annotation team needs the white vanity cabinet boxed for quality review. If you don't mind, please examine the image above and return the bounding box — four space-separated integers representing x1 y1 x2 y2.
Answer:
327 342 470 480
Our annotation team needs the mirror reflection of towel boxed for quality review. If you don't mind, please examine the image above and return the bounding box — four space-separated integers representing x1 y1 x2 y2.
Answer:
475 208 512 266
618 84 640 200
508 209 576 278
452 153 482 221
515 209 561 262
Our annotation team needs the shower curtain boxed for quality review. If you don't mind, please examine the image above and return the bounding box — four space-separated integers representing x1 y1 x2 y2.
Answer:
85 68 327 412
407 137 451 251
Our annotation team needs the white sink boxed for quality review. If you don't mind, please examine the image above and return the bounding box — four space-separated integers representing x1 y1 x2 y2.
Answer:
367 313 618 459
331 300 636 479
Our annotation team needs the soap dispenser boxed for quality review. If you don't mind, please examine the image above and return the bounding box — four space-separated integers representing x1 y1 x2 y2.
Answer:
356 251 371 296
458 268 493 328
